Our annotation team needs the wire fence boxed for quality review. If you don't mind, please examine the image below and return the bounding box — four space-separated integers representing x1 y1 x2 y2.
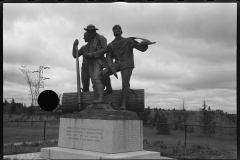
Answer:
3 120 237 155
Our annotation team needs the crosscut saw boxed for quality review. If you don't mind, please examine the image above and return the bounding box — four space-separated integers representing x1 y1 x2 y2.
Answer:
129 37 156 45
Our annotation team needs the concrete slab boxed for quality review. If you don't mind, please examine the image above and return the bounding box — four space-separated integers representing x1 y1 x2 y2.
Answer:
40 147 163 159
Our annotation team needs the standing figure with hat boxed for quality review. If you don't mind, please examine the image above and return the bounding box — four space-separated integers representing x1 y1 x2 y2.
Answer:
73 24 108 104
102 25 149 110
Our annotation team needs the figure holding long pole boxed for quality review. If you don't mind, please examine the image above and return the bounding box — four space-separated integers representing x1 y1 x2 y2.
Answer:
75 43 81 111
73 25 108 104
72 32 92 110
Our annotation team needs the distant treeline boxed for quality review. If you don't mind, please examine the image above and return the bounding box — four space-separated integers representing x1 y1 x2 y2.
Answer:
137 102 236 136
137 105 236 127
3 98 60 115
3 98 236 126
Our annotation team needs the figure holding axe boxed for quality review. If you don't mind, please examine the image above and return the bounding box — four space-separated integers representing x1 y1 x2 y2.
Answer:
73 24 108 104
72 32 91 110
73 32 91 92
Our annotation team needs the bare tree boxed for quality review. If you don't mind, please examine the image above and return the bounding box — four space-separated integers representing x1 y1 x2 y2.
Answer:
32 66 50 114
19 65 50 123
19 65 35 108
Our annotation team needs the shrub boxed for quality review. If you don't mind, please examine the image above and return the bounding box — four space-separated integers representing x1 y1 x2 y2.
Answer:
32 142 41 147
156 113 171 135
199 101 216 137
186 126 194 133
172 140 182 154
156 123 171 135
143 139 148 144
151 140 168 150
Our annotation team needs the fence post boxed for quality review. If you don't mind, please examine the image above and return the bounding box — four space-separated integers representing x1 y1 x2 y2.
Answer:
44 120 46 140
184 125 187 148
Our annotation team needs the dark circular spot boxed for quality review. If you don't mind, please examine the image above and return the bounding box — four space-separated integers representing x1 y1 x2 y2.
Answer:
38 90 59 111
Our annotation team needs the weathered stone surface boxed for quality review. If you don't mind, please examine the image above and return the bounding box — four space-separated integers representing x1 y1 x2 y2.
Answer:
58 118 143 154
62 103 140 120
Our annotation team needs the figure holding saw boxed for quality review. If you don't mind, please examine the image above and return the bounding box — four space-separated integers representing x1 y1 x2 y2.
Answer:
102 25 156 110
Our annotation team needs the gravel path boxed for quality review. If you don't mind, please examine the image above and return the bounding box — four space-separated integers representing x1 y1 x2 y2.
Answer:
3 140 58 159
3 152 45 160
3 152 175 160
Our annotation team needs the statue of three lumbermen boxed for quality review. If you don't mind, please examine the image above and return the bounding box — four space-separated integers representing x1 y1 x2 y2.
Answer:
72 24 155 110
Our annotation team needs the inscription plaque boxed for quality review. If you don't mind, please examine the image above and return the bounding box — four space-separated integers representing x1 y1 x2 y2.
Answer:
65 127 104 143
115 123 126 150
129 121 141 149
58 118 143 154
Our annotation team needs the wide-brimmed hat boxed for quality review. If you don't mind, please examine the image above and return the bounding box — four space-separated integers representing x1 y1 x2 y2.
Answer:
84 24 99 31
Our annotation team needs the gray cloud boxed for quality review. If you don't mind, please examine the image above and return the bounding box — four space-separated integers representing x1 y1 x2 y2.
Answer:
3 65 26 85
160 36 236 66
170 71 236 91
132 67 236 91
133 71 181 82
3 3 236 113
176 4 236 47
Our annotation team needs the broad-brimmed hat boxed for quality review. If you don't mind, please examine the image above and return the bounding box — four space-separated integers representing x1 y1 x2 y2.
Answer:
84 24 99 31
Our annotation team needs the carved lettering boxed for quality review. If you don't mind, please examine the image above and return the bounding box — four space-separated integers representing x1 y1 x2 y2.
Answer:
116 124 126 150
65 127 104 143
129 124 140 149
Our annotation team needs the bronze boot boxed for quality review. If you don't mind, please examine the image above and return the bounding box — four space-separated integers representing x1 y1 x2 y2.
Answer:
92 84 104 104
119 96 127 110
104 82 113 96
102 75 113 96
91 85 98 104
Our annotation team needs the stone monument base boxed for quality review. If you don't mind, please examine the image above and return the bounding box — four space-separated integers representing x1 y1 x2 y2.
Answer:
40 147 161 159
39 109 167 159
56 117 143 153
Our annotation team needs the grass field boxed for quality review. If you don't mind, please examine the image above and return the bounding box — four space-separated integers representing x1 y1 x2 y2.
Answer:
142 126 236 159
3 121 237 159
4 121 236 150
3 121 59 143
143 125 236 151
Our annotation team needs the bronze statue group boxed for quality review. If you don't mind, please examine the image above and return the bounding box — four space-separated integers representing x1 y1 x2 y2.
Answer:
72 24 151 110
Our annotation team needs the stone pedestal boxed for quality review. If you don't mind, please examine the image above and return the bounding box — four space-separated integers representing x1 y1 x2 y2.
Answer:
58 118 143 153
40 109 162 159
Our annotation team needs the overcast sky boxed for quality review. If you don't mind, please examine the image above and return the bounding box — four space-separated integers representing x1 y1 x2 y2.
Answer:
3 3 236 114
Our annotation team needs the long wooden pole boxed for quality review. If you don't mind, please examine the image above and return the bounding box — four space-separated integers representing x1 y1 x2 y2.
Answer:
75 45 81 111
